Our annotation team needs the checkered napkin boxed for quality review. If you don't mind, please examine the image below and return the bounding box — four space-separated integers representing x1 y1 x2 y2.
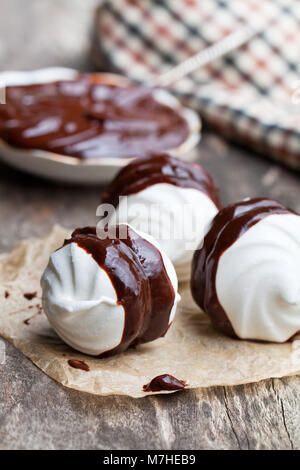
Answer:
93 0 300 170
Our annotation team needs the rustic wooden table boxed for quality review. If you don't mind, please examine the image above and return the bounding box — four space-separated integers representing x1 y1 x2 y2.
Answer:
0 0 300 450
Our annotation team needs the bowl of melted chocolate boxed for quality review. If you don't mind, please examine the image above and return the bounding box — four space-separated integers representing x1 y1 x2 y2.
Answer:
0 68 200 183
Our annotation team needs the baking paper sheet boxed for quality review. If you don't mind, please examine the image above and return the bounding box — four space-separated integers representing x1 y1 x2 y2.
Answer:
1 225 300 398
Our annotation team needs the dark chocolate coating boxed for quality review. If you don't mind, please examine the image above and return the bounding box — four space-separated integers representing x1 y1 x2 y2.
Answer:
0 75 189 160
68 359 90 372
23 291 37 300
102 153 221 209
143 374 186 392
63 225 175 357
191 198 293 338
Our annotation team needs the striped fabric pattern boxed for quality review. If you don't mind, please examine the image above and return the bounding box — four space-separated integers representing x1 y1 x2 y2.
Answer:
94 0 300 169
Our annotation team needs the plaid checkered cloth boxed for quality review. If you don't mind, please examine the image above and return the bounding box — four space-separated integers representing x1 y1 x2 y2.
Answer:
93 0 300 170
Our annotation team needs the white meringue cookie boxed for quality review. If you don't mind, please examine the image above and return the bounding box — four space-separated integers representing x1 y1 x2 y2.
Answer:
41 227 179 356
41 242 125 356
109 183 219 282
216 213 300 342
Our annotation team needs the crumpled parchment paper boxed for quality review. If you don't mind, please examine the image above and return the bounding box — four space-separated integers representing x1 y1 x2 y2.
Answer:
1 225 300 398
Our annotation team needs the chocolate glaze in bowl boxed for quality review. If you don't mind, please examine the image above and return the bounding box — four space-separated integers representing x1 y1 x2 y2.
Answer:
0 75 189 160
0 68 201 183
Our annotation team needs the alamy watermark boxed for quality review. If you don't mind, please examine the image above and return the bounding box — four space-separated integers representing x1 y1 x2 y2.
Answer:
96 197 206 251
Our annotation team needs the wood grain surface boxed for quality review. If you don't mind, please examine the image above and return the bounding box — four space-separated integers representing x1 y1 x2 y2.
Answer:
0 0 300 450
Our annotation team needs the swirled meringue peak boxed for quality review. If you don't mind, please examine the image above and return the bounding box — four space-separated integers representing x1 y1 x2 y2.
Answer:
102 153 221 281
191 198 300 343
41 225 179 357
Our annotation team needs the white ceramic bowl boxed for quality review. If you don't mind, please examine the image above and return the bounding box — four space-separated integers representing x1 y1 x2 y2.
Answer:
0 68 201 184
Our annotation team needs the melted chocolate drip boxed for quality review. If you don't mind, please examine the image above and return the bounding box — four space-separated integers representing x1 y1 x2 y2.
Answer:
24 291 37 301
68 359 90 372
143 374 187 392
102 153 221 209
0 76 189 160
191 198 294 338
63 225 175 357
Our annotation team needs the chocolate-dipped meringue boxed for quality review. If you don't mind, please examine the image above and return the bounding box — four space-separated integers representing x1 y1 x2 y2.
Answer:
41 225 180 357
102 153 221 281
191 198 300 343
